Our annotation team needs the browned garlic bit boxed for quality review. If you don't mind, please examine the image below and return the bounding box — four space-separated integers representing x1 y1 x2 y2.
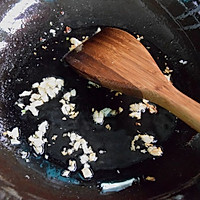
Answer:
105 124 112 130
146 176 156 181
163 66 173 82
147 146 163 157
130 134 163 157
163 66 173 74
115 91 122 96
135 122 141 126
129 102 147 120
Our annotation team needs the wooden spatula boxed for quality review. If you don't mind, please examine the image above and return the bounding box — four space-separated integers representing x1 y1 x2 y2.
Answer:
65 27 200 132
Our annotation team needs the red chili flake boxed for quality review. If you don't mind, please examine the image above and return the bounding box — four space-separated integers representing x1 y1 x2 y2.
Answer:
65 26 72 33
135 122 141 126
40 37 46 42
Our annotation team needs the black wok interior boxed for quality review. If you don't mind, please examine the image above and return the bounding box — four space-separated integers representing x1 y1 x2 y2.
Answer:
0 0 200 199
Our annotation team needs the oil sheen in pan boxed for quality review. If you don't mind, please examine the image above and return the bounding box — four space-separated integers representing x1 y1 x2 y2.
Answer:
1 27 176 186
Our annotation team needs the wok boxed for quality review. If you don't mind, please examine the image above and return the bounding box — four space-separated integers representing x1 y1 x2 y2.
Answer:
0 0 200 199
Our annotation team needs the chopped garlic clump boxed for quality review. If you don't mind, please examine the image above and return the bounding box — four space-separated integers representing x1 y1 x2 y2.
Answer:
59 89 79 119
93 110 104 125
17 77 64 116
3 127 21 145
130 103 147 113
93 108 118 125
61 131 98 178
131 134 163 157
147 146 163 156
28 121 49 155
129 112 142 120
129 100 157 120
80 154 89 164
69 36 88 52
140 134 155 144
69 37 82 51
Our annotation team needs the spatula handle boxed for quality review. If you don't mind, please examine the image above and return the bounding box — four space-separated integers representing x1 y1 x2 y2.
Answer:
150 85 200 133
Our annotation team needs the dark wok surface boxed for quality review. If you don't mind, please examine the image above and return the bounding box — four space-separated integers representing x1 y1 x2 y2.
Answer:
0 0 200 199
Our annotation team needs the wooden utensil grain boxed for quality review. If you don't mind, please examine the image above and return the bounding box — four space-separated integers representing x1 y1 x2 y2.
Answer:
65 27 200 132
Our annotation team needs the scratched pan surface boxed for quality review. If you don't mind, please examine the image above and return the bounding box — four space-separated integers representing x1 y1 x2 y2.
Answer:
0 0 200 199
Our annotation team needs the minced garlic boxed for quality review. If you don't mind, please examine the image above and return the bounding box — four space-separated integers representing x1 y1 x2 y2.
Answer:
69 36 88 52
28 121 49 155
17 77 64 116
51 135 58 141
163 66 173 74
62 170 70 177
147 146 163 157
131 134 163 157
81 163 93 179
88 81 101 88
105 124 111 130
61 131 98 178
68 160 77 172
93 110 104 125
93 108 118 125
60 89 79 119
129 100 157 120
19 90 32 97
146 176 156 181
3 127 21 145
